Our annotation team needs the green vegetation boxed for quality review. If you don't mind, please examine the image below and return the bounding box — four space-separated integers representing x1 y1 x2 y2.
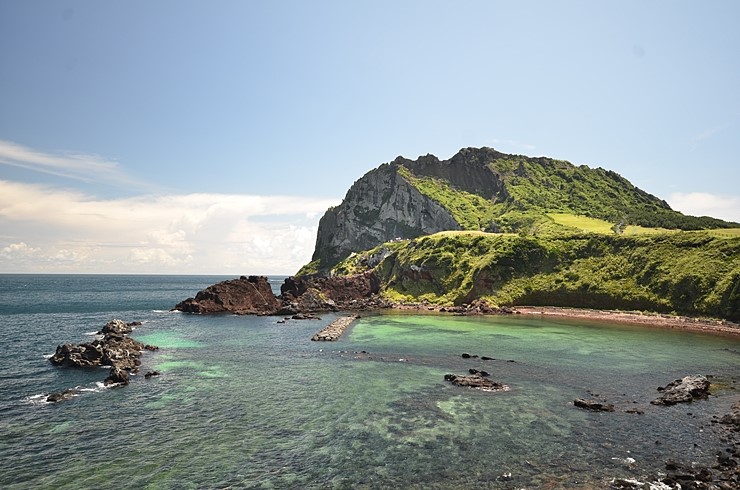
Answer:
397 154 738 234
334 231 740 321
296 259 321 277
397 165 501 230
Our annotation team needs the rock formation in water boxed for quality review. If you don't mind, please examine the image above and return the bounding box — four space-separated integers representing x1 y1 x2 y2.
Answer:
444 372 510 392
651 375 711 405
48 319 158 400
174 274 389 315
175 275 281 314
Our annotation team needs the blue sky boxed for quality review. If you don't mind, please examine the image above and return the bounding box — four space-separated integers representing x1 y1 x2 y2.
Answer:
1 1 739 274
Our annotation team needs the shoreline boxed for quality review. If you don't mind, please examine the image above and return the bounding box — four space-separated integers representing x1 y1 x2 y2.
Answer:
501 306 740 337
385 302 740 337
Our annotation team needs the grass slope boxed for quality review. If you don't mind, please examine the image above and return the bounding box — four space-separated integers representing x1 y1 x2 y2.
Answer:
334 231 740 321
398 154 738 234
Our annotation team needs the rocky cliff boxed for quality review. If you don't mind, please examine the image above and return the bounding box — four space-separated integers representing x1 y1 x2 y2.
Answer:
309 162 461 273
303 147 738 275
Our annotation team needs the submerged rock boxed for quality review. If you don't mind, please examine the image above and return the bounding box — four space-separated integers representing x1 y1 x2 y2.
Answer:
46 389 79 403
573 398 615 412
651 375 711 406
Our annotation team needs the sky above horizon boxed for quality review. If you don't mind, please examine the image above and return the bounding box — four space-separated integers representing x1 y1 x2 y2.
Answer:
1 1 739 274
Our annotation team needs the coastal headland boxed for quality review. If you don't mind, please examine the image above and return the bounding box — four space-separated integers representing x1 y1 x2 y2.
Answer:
174 274 740 337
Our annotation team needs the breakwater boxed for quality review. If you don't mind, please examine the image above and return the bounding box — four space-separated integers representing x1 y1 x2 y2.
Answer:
311 315 359 341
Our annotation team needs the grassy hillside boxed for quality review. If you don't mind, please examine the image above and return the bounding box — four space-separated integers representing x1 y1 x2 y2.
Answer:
333 231 740 321
398 153 739 234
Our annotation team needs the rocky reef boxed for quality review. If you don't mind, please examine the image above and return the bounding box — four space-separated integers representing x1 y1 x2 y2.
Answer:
47 319 158 402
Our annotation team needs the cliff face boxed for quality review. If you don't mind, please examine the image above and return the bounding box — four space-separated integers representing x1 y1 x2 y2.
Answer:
310 162 460 272
305 147 739 275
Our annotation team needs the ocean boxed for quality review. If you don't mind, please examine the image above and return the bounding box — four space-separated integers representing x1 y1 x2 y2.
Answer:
0 274 738 489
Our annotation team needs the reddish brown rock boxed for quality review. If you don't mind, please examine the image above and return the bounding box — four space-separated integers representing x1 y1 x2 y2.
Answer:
175 275 281 314
281 272 381 305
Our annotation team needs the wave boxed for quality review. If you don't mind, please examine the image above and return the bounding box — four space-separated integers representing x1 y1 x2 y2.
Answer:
25 381 112 406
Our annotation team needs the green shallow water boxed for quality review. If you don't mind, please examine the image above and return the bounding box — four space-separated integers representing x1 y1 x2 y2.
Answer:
2 306 739 489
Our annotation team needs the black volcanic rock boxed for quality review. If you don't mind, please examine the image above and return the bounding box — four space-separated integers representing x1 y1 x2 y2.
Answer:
651 375 711 406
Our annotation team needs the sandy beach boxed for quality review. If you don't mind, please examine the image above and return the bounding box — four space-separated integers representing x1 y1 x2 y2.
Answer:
514 306 740 337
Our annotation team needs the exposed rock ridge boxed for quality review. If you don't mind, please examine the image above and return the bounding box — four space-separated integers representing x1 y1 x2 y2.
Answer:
401 147 508 200
311 162 460 271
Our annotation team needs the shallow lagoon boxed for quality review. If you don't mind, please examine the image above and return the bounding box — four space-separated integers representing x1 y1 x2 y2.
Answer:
1 275 738 488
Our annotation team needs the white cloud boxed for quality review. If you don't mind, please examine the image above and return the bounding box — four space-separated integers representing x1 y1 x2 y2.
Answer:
668 192 740 223
0 180 338 274
0 140 152 189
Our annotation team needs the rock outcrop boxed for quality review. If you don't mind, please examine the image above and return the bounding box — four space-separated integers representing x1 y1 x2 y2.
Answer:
651 375 711 405
48 319 158 398
444 373 510 392
175 273 388 315
175 275 281 314
573 398 616 412
310 161 462 274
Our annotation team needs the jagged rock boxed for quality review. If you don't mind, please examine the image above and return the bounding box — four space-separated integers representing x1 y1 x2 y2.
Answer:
310 161 464 273
144 371 160 379
50 335 145 370
719 401 740 430
46 389 79 403
574 398 616 412
444 373 509 392
104 366 129 385
50 342 104 367
98 319 134 335
651 375 711 406
174 275 281 314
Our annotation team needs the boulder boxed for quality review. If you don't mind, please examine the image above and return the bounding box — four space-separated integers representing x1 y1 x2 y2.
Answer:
46 389 79 403
651 375 711 406
444 373 509 392
719 401 740 431
49 342 104 367
98 319 133 335
104 366 130 386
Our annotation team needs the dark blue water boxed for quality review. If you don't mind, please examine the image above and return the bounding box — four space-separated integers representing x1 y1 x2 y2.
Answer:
0 275 738 489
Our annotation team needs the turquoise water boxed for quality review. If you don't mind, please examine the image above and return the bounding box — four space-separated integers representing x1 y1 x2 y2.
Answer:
0 275 738 489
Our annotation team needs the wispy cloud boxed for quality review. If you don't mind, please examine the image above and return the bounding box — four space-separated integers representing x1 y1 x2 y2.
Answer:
0 180 338 274
0 140 153 190
689 124 729 151
668 192 740 223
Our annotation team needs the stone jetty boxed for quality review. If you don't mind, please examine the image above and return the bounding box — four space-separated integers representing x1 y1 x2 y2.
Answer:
311 315 359 341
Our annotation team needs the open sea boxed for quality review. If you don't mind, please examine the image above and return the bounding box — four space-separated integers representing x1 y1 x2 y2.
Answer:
1 274 739 489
